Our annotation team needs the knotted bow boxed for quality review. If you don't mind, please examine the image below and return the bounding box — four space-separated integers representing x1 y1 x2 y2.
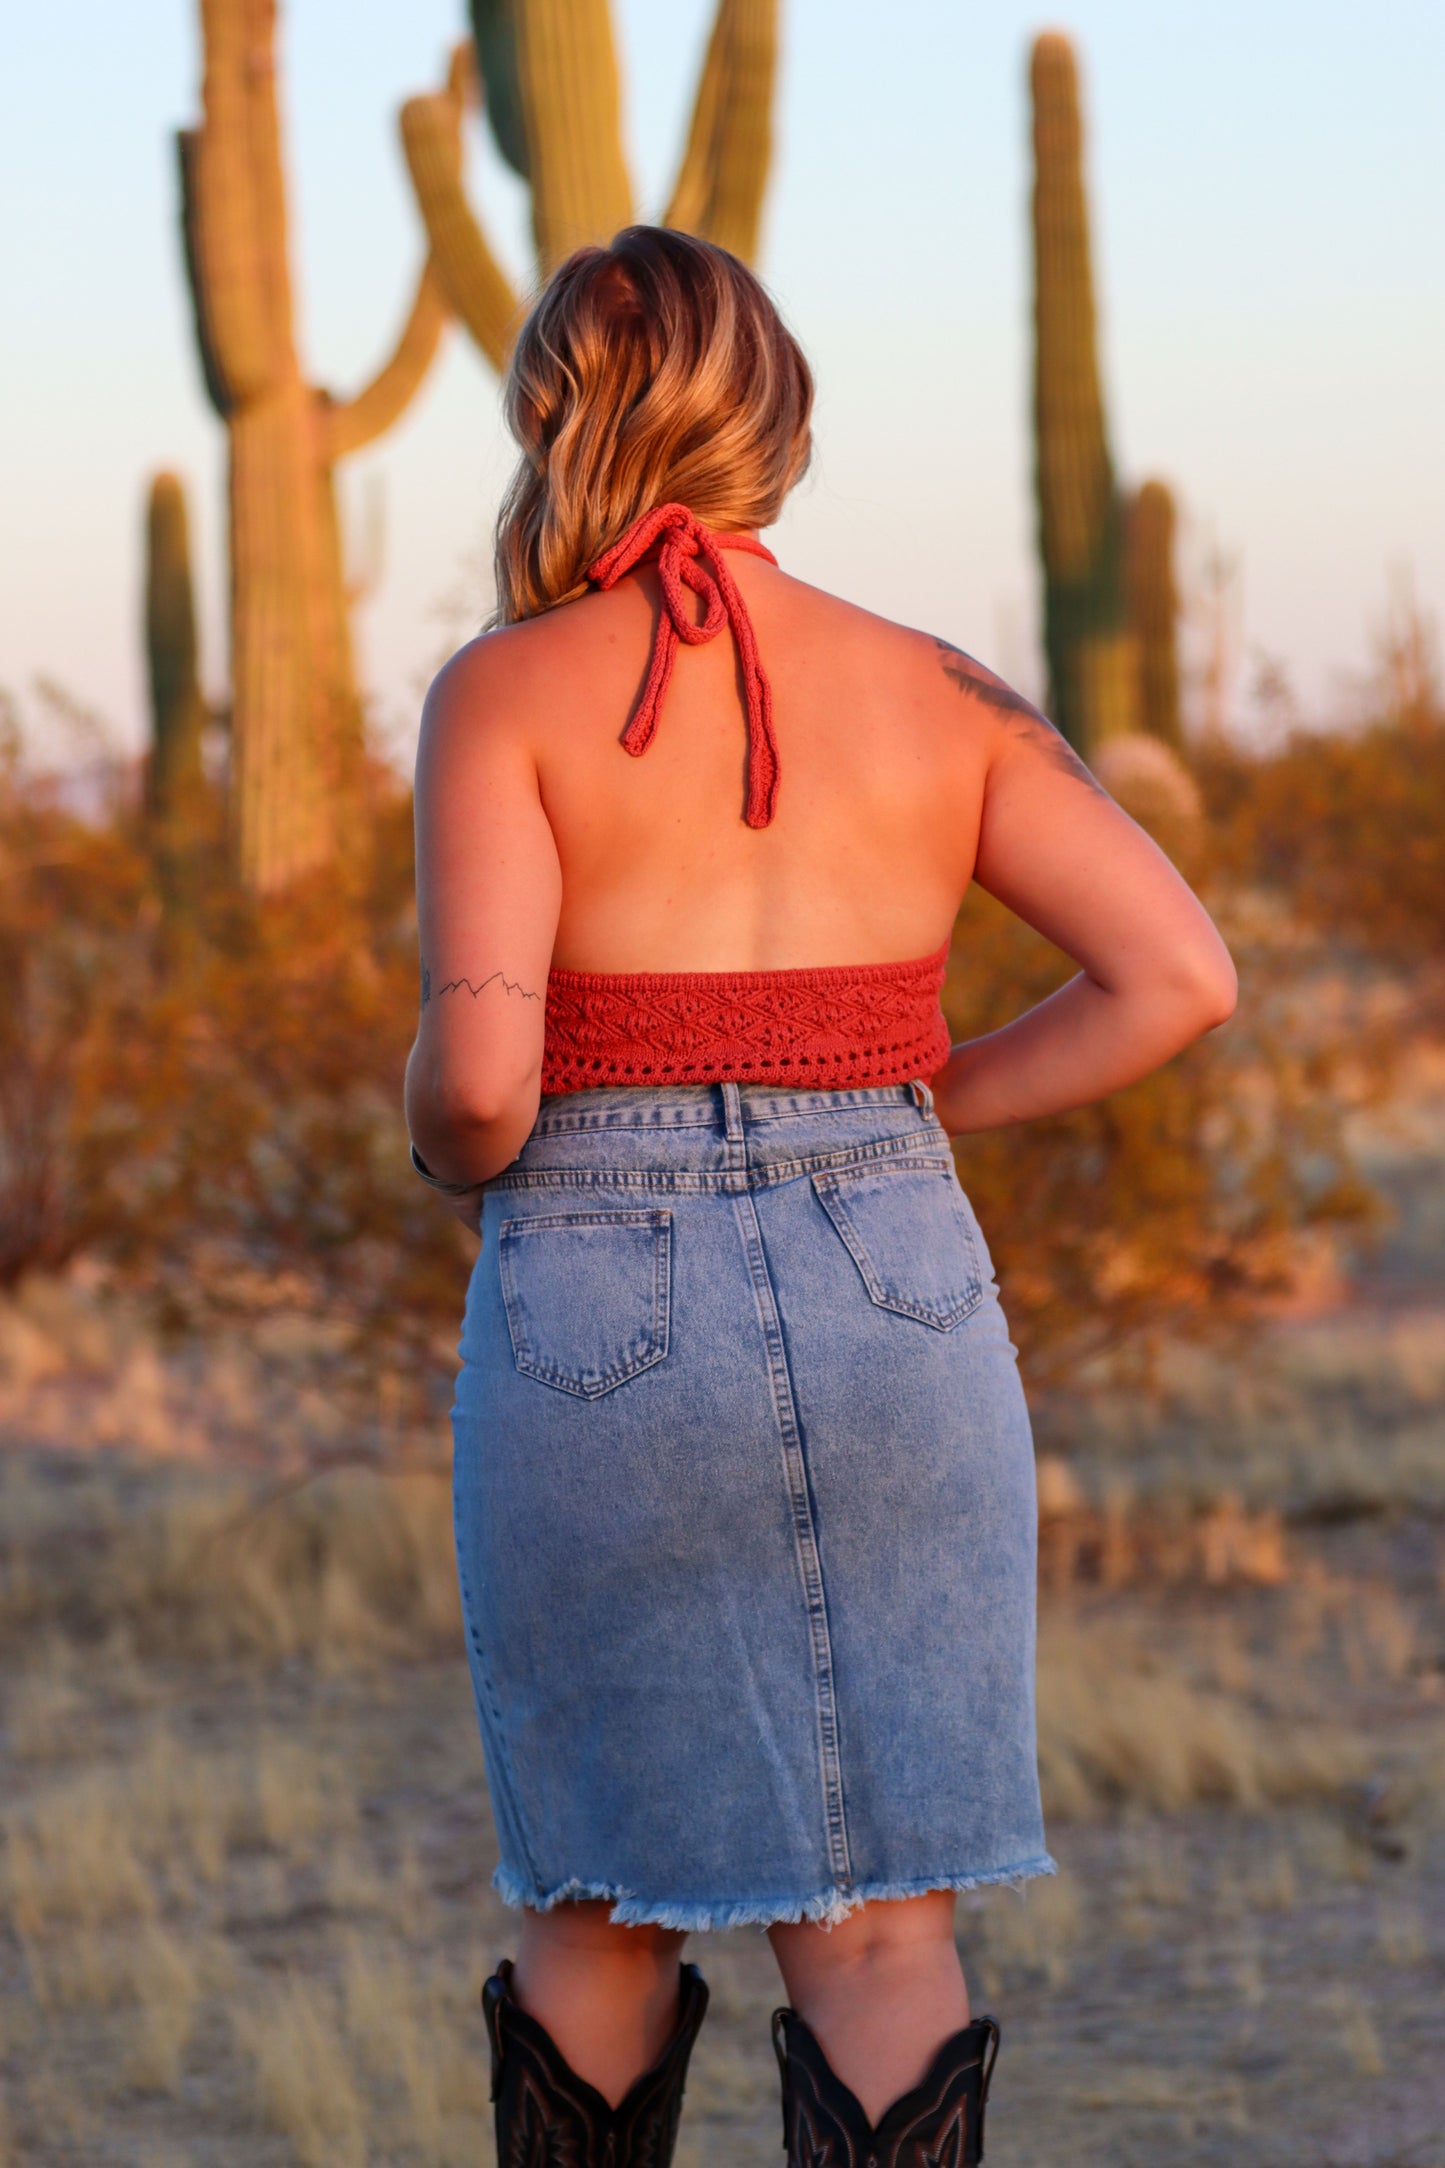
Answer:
587 503 781 828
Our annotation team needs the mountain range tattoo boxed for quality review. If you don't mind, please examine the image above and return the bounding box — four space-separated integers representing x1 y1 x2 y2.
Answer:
420 958 541 1008
933 638 1108 798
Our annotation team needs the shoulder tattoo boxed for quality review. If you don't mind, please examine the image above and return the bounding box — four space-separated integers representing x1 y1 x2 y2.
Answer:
932 638 1108 799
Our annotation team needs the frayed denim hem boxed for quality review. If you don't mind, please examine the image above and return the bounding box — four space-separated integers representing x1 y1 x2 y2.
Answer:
492 1853 1059 1933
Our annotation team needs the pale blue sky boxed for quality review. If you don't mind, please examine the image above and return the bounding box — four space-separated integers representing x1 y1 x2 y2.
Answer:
3 2 1442 769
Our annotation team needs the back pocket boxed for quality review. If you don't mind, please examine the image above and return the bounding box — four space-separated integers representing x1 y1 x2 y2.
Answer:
812 1162 984 1330
497 1209 672 1398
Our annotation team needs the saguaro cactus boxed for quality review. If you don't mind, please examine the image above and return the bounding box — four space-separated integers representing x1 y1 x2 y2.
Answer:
144 471 216 927
1029 30 1137 755
401 0 778 375
1126 479 1183 749
177 0 455 895
144 474 208 829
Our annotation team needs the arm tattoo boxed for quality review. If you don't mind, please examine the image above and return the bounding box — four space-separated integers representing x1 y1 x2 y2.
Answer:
420 955 542 1006
933 638 1108 799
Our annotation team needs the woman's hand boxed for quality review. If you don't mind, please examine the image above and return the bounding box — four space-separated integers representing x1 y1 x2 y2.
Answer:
927 654 1237 1136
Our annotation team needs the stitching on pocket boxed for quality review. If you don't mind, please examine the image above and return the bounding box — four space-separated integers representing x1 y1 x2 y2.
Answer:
497 1209 672 1398
812 1165 984 1330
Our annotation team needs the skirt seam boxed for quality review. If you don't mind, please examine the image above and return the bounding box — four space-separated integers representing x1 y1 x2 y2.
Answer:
453 1537 544 1893
731 1185 855 1891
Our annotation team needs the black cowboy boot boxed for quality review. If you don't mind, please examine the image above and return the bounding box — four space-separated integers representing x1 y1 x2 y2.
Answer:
771 2004 1000 2167
482 1956 709 2167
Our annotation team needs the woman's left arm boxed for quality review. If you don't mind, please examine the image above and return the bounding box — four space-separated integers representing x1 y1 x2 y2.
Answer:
405 635 562 1211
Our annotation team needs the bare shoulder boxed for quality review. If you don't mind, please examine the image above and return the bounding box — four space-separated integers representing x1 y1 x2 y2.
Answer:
923 632 1109 798
417 617 567 769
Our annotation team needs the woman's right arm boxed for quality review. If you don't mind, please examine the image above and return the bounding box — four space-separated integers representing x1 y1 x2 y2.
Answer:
927 658 1237 1138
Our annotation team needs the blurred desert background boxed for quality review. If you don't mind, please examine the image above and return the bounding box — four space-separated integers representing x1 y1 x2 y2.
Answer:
2 1 1443 2162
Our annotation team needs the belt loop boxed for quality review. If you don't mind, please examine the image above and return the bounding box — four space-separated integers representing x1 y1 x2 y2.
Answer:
908 1076 935 1115
720 1080 745 1143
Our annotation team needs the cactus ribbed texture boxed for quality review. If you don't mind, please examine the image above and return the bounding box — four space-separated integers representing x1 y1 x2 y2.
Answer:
1029 30 1137 754
143 473 212 924
512 0 633 272
664 0 777 261
178 0 455 896
1126 479 1183 749
403 0 778 381
401 48 524 370
471 0 529 178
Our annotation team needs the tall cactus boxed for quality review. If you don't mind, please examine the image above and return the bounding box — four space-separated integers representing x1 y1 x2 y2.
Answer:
144 474 208 829
144 471 216 927
177 0 455 896
1126 479 1183 749
1029 30 1137 754
401 0 778 376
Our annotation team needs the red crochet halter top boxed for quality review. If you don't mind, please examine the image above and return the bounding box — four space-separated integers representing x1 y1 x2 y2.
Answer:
540 504 953 1096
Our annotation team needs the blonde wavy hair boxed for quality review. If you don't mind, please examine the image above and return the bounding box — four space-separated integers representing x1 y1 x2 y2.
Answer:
491 226 814 626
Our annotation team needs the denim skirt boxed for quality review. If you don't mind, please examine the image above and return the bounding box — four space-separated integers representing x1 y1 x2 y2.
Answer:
450 1077 1054 1930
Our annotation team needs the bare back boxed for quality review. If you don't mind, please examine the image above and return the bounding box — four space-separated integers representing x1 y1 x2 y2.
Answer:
497 553 984 972
409 546 1231 1143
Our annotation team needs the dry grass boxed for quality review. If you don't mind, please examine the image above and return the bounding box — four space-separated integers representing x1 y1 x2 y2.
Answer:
226 1955 486 2168
234 1978 368 2168
120 1927 202 2094
0 1444 461 1666
2 1724 365 1979
340 1938 488 2162
967 1873 1084 1998
122 1463 463 1665
1036 1618 1364 1819
1374 1898 1430 1969
1321 1985 1389 2078
1 1139 1441 2168
255 1734 359 1860
5 1631 89 1761
5 1780 156 1940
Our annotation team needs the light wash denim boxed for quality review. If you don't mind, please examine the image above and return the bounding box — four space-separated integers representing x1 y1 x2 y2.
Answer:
450 1077 1055 1931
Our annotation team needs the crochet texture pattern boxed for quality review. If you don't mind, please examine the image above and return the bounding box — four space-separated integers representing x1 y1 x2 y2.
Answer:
541 941 953 1094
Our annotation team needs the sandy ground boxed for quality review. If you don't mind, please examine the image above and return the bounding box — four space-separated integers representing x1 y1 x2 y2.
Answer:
2 1470 1442 2166
2 1076 1443 2164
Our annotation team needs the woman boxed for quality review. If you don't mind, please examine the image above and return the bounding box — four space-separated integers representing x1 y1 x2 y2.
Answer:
405 226 1235 2167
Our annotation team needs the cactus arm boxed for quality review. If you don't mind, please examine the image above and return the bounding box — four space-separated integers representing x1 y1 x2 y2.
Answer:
1030 31 1112 587
1126 480 1184 749
401 89 523 372
145 473 207 805
514 0 634 272
323 260 450 462
663 9 724 237
1030 29 1134 752
470 0 530 178
176 131 233 415
179 0 294 410
663 0 777 263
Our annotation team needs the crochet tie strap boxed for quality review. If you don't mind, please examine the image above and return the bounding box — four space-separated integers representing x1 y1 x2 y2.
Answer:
587 502 781 828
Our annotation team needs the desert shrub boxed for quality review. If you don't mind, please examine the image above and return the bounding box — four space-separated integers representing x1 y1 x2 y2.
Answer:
943 873 1371 1383
1198 607 1444 974
0 750 169 1284
0 742 467 1369
0 718 1371 1392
